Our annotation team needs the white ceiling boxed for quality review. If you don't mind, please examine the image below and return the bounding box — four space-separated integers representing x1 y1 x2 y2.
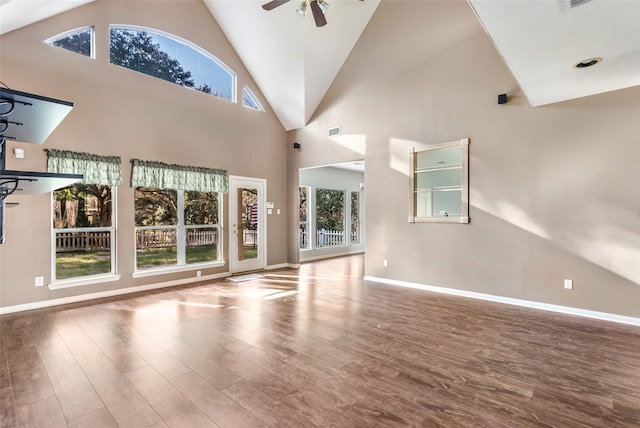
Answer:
204 0 380 131
468 0 640 107
1 0 639 131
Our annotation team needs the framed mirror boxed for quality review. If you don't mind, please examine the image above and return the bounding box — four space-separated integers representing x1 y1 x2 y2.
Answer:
409 138 469 223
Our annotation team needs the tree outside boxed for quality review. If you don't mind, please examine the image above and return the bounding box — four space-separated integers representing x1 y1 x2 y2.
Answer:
110 28 219 95
135 188 178 226
52 29 92 57
54 184 112 228
316 188 344 231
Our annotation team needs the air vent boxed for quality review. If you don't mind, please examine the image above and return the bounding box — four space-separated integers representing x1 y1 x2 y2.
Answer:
570 0 592 8
328 126 341 137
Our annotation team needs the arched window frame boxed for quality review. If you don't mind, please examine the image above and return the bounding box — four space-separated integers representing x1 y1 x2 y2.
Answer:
109 24 237 103
243 85 265 112
44 26 95 59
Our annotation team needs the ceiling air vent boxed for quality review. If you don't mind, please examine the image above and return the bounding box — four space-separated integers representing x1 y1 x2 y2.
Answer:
328 126 341 137
569 0 592 8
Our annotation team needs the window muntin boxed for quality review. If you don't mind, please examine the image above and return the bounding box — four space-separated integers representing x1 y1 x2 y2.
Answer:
134 187 221 270
45 27 94 58
299 186 309 249
110 26 236 101
315 188 345 248
53 184 115 280
243 86 264 111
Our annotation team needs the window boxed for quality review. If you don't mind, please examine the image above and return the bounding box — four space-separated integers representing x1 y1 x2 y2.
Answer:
135 188 221 270
243 86 264 111
350 191 360 244
299 186 309 249
45 27 94 58
130 159 226 272
53 184 115 280
109 26 235 101
315 188 345 248
48 149 122 284
409 138 469 223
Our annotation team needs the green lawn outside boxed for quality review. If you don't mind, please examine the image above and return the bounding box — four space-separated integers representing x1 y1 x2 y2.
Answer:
242 247 258 260
56 251 111 279
137 246 218 269
56 246 218 279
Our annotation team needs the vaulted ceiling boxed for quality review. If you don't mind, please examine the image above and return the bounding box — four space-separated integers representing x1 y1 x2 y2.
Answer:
1 0 639 131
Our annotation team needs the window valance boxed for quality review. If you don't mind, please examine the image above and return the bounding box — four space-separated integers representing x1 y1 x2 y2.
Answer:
130 159 228 193
46 149 122 186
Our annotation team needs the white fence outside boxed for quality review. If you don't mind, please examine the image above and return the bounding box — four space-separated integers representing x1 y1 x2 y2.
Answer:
243 229 258 246
316 229 345 247
56 230 111 252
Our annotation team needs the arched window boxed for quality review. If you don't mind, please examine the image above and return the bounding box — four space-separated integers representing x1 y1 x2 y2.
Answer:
109 25 236 102
243 86 264 111
44 27 94 58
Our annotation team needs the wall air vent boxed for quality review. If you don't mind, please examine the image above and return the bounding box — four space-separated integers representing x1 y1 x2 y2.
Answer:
328 126 341 137
569 0 592 8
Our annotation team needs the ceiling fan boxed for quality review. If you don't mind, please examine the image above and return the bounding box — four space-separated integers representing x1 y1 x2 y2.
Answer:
262 0 329 27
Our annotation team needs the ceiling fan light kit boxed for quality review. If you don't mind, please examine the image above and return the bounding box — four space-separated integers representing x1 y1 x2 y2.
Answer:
296 1 307 16
262 0 330 27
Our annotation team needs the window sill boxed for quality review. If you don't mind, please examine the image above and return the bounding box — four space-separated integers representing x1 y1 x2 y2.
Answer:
49 274 121 290
132 261 226 279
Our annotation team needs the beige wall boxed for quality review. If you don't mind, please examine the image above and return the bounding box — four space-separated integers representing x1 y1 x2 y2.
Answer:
0 1 288 308
2 0 639 318
288 1 640 317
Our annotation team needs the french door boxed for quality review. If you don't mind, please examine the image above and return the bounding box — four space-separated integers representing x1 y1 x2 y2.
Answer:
229 176 266 273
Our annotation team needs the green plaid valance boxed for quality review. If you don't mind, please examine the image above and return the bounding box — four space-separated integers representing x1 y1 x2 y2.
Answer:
130 159 228 193
46 149 122 186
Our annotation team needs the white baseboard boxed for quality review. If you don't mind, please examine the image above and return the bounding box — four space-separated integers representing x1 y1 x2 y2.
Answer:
265 263 296 270
0 263 302 315
300 250 364 263
0 271 230 315
364 276 640 327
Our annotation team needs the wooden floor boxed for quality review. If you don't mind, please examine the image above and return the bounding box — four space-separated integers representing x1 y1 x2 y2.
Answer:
2 255 640 427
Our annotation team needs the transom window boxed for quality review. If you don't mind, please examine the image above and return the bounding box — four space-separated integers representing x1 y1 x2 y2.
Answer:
109 25 236 101
243 86 264 111
44 26 94 58
45 25 265 112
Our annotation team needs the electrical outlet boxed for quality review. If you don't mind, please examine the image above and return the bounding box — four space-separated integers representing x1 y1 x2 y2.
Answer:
35 276 44 287
564 279 573 290
196 270 202 278
383 259 389 267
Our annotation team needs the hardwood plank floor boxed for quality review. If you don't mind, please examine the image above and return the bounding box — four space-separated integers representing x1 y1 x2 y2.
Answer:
1 254 640 427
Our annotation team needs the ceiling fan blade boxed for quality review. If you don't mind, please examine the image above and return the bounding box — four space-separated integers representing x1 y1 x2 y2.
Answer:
262 0 290 11
310 0 327 27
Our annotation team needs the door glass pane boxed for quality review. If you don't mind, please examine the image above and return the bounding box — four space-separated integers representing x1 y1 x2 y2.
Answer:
238 187 258 261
